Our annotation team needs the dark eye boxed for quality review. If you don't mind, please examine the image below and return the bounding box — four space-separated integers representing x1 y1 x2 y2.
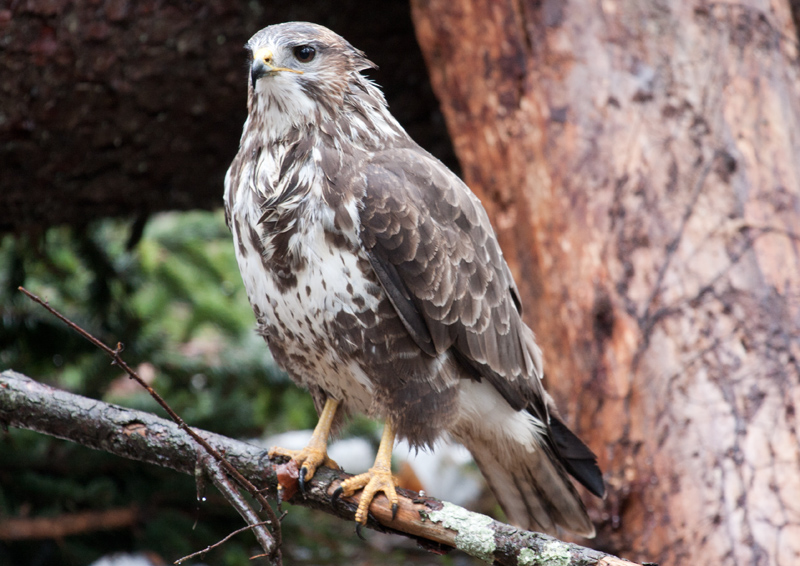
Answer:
293 45 316 63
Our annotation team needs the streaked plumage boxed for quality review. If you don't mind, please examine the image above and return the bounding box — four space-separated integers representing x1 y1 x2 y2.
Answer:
225 22 604 536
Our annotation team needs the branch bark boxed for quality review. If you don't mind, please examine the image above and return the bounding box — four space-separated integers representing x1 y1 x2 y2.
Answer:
0 370 637 566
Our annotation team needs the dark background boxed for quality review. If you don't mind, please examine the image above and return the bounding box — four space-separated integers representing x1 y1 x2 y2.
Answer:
0 0 458 234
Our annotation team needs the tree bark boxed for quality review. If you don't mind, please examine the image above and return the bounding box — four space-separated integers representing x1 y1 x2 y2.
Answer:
0 370 637 566
411 1 800 565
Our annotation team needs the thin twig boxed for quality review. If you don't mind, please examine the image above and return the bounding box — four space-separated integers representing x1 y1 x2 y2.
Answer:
174 519 274 564
198 451 278 563
18 287 282 561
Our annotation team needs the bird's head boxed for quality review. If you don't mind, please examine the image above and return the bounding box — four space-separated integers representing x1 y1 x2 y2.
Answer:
245 22 377 135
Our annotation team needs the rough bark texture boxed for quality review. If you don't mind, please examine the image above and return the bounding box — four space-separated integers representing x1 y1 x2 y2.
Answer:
0 0 456 233
0 370 638 566
411 1 800 565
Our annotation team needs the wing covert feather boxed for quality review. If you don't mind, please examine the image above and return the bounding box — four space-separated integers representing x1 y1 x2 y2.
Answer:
358 148 544 411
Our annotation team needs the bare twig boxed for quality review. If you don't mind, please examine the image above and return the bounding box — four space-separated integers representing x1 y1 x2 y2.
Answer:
197 452 278 562
17 287 282 563
1 370 641 566
175 518 274 564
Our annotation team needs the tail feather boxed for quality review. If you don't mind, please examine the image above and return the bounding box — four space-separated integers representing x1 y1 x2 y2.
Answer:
549 415 605 498
452 380 601 537
467 434 596 537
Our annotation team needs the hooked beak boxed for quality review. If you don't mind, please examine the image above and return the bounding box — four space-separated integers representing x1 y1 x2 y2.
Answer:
251 48 273 88
250 47 304 88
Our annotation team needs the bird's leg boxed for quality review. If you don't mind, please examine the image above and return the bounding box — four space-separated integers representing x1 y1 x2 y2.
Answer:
269 398 340 491
333 420 399 524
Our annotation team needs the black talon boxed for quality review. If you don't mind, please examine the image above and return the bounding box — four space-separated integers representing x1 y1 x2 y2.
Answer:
331 486 343 503
391 503 398 521
355 523 366 541
299 466 308 496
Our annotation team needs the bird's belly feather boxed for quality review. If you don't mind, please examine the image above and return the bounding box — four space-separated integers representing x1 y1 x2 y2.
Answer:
234 212 380 416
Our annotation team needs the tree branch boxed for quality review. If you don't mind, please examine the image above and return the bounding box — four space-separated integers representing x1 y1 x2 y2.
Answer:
196 452 278 562
16 286 282 563
0 370 639 566
0 507 139 541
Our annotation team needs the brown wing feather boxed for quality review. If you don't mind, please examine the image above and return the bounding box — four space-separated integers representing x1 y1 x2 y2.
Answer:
358 147 545 414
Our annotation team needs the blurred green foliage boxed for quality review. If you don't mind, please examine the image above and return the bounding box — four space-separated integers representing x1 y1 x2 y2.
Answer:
0 211 478 566
0 212 303 565
0 211 318 435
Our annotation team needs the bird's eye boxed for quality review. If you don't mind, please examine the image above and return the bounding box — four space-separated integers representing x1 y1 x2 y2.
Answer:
293 45 316 63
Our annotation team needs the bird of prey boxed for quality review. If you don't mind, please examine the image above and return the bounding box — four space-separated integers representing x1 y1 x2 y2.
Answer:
224 22 604 536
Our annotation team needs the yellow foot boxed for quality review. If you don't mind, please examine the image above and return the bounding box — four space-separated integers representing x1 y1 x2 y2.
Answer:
333 466 400 524
268 398 341 493
269 444 339 488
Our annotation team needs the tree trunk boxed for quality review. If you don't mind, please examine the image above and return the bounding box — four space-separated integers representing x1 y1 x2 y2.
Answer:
411 1 800 565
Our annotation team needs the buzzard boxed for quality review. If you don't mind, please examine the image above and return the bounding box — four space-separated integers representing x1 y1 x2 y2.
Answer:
224 22 604 536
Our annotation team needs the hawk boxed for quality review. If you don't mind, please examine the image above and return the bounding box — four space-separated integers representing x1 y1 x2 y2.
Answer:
224 22 604 536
